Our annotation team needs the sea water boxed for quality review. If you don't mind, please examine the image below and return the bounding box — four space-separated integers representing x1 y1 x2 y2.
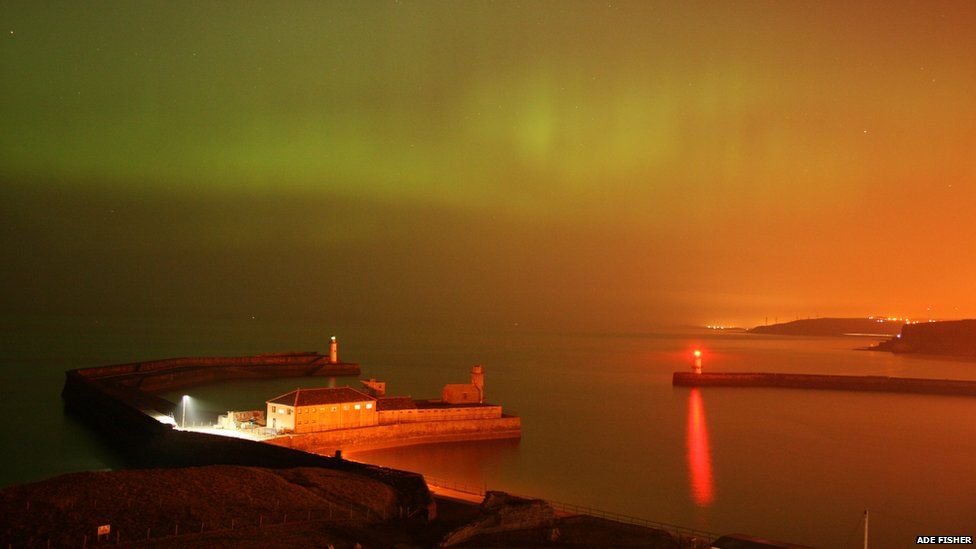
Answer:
2 315 974 547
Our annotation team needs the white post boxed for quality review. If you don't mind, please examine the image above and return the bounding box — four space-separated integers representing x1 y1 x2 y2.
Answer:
863 509 869 549
181 395 188 429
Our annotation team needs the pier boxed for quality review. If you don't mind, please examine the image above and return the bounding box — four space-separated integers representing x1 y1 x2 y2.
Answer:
673 371 976 397
61 338 518 522
78 351 360 393
61 343 435 520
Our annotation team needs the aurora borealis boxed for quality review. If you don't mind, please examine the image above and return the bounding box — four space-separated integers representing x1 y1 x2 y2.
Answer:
2 1 975 329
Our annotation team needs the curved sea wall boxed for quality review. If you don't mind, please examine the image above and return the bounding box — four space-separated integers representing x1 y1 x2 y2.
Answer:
76 352 360 393
61 357 433 519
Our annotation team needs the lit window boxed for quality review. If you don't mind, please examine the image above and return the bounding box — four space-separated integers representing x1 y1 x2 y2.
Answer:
354 404 361 410
365 403 373 409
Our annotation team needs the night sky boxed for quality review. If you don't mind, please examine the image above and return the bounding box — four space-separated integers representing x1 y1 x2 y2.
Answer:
2 2 975 329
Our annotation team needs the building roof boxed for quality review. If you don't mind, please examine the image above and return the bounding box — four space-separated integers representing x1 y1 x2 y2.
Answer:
443 383 478 391
267 387 376 407
414 399 496 409
376 396 417 411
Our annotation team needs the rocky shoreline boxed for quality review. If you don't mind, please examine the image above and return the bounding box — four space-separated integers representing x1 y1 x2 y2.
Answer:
0 466 687 548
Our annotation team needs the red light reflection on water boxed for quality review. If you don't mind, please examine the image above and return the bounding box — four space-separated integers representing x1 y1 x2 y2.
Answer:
686 388 715 506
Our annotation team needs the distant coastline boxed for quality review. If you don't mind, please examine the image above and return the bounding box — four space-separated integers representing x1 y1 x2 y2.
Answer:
743 317 976 359
748 317 903 337
872 319 976 358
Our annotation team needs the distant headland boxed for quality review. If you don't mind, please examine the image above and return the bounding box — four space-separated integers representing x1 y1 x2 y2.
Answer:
748 317 904 337
742 317 976 358
873 319 976 358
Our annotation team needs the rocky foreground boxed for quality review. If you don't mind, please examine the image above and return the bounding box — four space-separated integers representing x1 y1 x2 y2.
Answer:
0 465 683 548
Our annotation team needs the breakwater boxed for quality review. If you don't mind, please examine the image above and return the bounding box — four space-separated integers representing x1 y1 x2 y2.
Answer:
78 351 360 393
673 372 976 397
61 355 433 520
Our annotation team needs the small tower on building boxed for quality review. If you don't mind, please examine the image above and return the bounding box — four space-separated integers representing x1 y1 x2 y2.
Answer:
329 336 339 364
360 378 386 397
442 365 487 404
471 364 485 403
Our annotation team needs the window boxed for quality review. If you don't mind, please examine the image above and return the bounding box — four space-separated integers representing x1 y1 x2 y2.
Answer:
331 407 337 412
271 406 277 413
365 403 373 409
319 407 324 412
354 404 361 410
343 405 349 410
287 409 292 415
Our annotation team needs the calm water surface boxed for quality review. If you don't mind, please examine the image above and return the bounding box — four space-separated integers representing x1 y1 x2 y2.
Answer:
2 315 974 548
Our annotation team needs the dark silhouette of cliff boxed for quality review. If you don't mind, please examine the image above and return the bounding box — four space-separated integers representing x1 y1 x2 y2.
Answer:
748 317 903 336
874 319 976 357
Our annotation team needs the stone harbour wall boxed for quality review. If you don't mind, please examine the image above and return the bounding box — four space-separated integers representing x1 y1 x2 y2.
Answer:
268 416 522 454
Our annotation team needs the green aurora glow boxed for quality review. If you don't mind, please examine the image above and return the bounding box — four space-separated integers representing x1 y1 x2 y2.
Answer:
2 2 975 328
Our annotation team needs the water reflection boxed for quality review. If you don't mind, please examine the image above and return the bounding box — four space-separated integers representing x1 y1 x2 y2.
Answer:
346 438 520 489
686 388 714 506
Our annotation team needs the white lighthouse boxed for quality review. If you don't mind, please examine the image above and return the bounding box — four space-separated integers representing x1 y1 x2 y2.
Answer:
329 336 338 364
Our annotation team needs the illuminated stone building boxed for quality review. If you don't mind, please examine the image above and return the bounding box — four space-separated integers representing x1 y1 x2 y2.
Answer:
266 365 504 435
266 387 377 433
441 365 485 404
